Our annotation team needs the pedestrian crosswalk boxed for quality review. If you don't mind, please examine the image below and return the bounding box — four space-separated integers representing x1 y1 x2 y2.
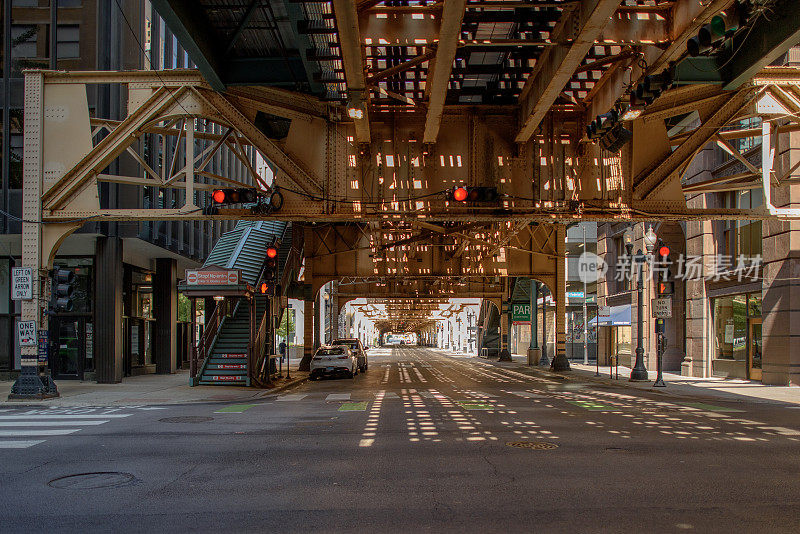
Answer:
274 389 514 403
0 409 132 449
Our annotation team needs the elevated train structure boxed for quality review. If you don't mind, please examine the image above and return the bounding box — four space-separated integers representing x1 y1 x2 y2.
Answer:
14 0 800 391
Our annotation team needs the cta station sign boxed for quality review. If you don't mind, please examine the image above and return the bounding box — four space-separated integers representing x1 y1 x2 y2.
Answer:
185 269 240 285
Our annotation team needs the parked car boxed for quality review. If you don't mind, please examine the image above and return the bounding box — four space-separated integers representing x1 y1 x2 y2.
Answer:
310 346 357 380
332 338 368 372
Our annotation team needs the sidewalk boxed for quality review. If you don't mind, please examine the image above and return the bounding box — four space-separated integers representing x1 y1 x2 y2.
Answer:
492 353 800 406
0 359 308 407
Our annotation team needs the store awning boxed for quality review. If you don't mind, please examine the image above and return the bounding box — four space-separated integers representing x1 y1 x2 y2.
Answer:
590 305 631 327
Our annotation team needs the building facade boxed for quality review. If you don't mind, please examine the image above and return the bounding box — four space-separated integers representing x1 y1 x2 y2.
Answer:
0 1 259 381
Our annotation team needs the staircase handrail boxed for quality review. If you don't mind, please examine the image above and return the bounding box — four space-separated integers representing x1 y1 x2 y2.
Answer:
252 309 270 386
193 298 228 378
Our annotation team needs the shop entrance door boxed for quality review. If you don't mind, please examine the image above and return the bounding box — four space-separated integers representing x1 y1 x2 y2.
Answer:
51 317 86 380
748 318 762 381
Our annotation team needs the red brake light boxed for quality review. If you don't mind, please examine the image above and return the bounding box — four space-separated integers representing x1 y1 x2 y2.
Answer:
266 247 278 259
453 187 468 202
212 190 226 203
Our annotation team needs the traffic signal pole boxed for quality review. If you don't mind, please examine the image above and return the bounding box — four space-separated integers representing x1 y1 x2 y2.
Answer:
8 268 73 399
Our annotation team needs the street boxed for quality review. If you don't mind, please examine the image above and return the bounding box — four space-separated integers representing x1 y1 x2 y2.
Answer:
2 347 800 533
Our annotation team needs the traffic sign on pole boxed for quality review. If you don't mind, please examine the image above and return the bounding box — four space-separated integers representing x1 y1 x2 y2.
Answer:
11 267 33 300
652 297 672 318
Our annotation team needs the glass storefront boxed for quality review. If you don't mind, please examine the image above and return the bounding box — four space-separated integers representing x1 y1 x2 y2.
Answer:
50 257 94 379
123 267 155 375
712 292 762 380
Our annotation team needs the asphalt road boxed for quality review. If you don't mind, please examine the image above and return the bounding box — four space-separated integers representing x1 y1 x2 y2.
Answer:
2 346 800 533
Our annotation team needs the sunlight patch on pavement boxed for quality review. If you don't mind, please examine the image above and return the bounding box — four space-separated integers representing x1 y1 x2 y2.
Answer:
339 402 368 412
214 404 257 413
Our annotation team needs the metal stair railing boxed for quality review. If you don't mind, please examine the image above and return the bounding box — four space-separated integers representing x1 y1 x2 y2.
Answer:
192 298 229 381
196 298 242 381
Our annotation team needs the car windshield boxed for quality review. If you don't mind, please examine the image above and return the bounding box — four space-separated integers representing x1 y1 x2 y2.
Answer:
334 341 359 350
316 348 344 356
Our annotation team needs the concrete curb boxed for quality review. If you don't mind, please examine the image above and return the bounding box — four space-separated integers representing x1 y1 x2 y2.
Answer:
1 374 309 408
473 355 800 406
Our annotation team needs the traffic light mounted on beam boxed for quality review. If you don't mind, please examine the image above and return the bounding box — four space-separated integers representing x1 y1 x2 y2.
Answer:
204 188 284 215
446 186 499 203
50 267 75 313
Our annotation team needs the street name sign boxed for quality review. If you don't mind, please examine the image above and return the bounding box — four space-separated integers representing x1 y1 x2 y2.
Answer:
185 269 239 285
11 267 33 300
652 297 672 319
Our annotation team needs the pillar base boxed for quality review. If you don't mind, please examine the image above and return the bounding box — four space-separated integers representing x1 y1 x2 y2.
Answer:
298 355 312 372
551 353 570 372
8 367 59 399
527 348 541 366
498 348 512 361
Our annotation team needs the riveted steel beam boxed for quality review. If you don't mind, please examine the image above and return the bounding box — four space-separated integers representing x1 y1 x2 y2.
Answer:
515 0 622 143
333 0 370 143
422 0 467 144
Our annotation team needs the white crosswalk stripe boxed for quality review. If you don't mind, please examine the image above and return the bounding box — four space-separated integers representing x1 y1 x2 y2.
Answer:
0 420 111 427
0 440 45 449
0 414 131 420
0 410 133 449
276 394 308 401
0 429 80 436
326 393 351 401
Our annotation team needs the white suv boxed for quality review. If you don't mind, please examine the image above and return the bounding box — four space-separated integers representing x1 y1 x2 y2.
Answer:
310 345 357 380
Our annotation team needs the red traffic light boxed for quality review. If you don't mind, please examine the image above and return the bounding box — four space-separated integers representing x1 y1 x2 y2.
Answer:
453 186 468 202
658 245 670 258
212 189 226 203
266 247 278 259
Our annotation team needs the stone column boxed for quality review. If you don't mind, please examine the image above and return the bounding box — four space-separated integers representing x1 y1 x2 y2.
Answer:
299 297 315 371
153 258 177 374
552 225 570 371
330 281 339 340
527 279 541 365
683 144 717 378
94 237 123 383
762 124 800 386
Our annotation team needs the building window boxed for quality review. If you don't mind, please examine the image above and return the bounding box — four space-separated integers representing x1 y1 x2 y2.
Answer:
712 293 761 360
724 189 762 259
10 25 38 59
56 24 80 59
614 236 630 292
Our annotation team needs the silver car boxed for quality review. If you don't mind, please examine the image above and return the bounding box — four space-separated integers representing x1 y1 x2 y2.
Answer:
310 345 357 380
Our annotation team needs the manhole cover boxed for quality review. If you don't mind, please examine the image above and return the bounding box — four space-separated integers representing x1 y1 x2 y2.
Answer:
49 472 137 489
159 416 214 423
506 441 559 450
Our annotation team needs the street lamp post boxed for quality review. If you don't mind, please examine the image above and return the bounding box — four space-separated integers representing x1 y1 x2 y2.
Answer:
582 224 588 366
624 225 657 382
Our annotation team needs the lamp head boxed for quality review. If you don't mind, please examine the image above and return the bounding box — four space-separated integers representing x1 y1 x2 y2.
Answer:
644 225 657 253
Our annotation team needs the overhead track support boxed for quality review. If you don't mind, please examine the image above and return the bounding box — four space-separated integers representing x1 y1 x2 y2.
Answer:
515 0 621 143
333 0 371 144
423 0 467 144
